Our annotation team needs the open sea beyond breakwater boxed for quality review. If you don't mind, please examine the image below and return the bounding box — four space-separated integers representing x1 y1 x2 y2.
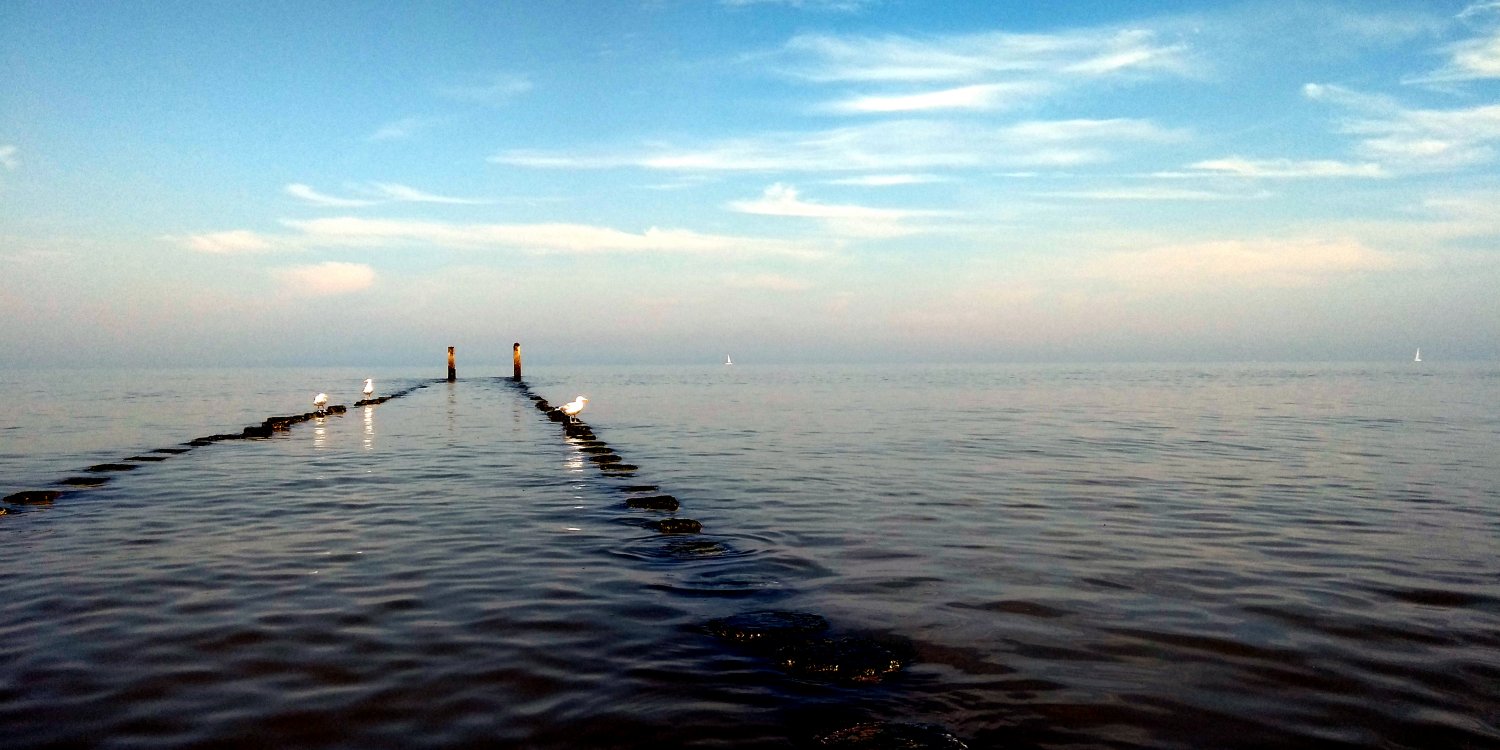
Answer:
1 363 1498 749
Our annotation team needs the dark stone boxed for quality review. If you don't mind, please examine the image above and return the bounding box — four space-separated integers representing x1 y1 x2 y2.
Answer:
187 439 214 447
60 476 109 487
87 463 138 472
626 494 679 511
774 636 907 684
4 490 62 505
242 425 273 438
151 448 190 454
601 464 639 473
0 507 7 516
578 445 614 454
704 611 830 647
126 455 168 462
546 411 566 422
648 518 702 534
589 454 623 465
618 485 659 493
327 404 347 414
818 722 968 749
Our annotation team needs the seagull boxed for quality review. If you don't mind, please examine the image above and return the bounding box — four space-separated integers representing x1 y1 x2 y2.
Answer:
313 392 329 414
559 395 588 420
362 379 374 399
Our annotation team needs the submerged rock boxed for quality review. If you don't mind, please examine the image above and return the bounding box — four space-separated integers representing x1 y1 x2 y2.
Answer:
626 494 679 511
774 636 907 684
618 485 660 493
4 490 62 505
242 425 273 438
818 722 968 749
86 463 138 472
589 454 623 465
601 464 639 473
60 476 109 487
125 455 168 462
648 518 702 534
705 611 829 647
578 445 614 454
151 448 191 454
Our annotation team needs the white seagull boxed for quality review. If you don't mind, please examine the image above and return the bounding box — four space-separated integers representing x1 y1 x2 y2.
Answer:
313 392 329 413
362 378 375 398
559 395 588 420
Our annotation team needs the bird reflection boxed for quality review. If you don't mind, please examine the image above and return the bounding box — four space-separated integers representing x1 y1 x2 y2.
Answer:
313 419 327 449
362 405 374 450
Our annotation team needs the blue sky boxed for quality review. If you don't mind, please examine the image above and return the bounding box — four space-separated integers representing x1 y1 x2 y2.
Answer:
2 0 1498 366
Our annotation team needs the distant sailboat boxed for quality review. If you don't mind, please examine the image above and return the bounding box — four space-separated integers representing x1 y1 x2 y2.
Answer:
725 355 733 366
1414 348 1422 362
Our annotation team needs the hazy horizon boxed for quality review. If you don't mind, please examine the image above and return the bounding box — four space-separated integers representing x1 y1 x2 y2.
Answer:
4 1 1498 368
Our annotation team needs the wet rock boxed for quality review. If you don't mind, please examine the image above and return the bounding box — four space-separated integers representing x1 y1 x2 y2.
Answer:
663 539 729 558
326 404 347 414
648 518 702 534
186 439 214 447
60 476 109 487
242 425 273 438
4 490 61 505
774 636 907 684
618 485 659 493
589 454 623 465
601 464 639 473
125 455 168 462
626 494 680 511
705 611 830 647
818 722 968 749
151 448 190 454
546 411 566 422
0 507 7 516
87 463 138 472
578 445 614 454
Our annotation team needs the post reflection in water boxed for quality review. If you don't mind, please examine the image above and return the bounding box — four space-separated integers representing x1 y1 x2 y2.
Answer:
362 405 374 450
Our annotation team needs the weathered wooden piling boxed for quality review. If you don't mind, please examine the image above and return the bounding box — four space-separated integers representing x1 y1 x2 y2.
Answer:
513 342 522 381
447 346 456 382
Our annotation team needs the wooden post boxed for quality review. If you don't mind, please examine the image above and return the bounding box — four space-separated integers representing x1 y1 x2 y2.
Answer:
447 346 456 382
512 342 522 381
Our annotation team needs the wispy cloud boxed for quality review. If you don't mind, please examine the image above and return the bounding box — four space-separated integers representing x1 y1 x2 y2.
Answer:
279 216 829 259
1082 237 1399 289
367 117 439 142
1408 3 1500 82
0 145 17 170
178 230 277 254
729 182 945 236
1182 157 1387 178
1035 186 1269 201
826 173 947 186
438 74 533 105
274 261 376 296
1305 83 1500 170
286 182 489 207
286 183 380 207
721 0 876 11
777 27 1191 84
722 273 815 292
496 117 1183 173
825 82 1049 113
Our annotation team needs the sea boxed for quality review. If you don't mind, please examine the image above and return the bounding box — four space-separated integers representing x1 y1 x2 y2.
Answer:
1 362 1496 749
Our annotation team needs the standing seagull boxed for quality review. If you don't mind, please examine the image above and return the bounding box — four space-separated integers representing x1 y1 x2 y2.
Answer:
313 392 329 414
559 395 588 421
362 379 375 399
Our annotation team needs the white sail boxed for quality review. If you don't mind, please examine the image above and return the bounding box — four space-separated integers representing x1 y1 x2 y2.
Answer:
725 355 733 365
1414 348 1422 362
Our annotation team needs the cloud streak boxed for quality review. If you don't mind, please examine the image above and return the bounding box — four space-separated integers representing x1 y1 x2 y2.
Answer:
1305 83 1500 170
286 182 491 207
274 261 376 296
729 182 947 236
0 145 17 170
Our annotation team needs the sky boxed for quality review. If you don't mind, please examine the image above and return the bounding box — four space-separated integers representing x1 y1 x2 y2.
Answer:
2 0 1498 367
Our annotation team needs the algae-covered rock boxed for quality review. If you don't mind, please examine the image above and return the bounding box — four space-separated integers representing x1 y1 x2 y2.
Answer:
774 636 907 684
818 722 968 749
648 518 702 534
704 611 829 648
626 494 679 511
4 490 61 505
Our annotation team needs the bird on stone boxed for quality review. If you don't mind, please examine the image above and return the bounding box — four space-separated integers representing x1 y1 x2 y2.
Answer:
313 392 329 413
362 379 374 399
559 395 588 420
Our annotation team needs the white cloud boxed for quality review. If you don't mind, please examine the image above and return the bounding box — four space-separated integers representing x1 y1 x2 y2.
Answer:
723 273 815 292
778 27 1191 84
179 230 276 254
286 182 488 207
825 173 947 186
1185 157 1387 178
438 74 533 105
274 261 376 296
729 182 947 237
1082 237 1399 289
0 145 17 170
1306 83 1500 170
1035 186 1269 201
278 216 828 259
826 82 1050 113
367 117 438 142
495 117 1183 173
286 183 379 207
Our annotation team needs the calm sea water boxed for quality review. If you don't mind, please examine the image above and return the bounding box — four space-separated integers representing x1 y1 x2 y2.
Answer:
1 363 1497 749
